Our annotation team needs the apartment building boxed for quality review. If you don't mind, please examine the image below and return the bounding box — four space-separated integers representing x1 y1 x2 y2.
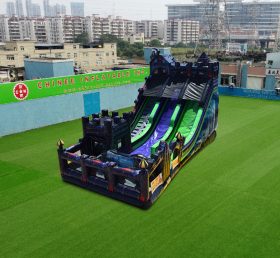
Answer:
34 18 49 42
85 15 102 42
0 40 117 71
0 16 10 42
62 16 85 43
124 33 145 44
46 17 64 43
26 0 41 17
1 15 169 44
8 17 22 41
43 0 66 17
6 2 16 17
136 20 164 40
71 2 85 17
164 19 199 45
85 15 137 42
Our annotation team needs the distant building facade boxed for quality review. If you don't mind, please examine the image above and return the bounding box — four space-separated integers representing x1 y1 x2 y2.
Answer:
26 0 41 17
15 0 24 17
0 14 187 45
0 40 117 72
6 2 16 17
225 1 280 36
136 20 164 40
71 2 85 17
164 19 199 45
0 15 10 42
167 1 280 41
43 0 66 17
124 33 145 44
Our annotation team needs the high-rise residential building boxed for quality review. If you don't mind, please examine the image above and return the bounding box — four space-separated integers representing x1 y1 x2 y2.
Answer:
43 0 51 17
6 2 16 17
31 4 41 17
8 16 22 40
19 18 37 40
26 0 32 17
136 20 164 39
33 18 49 42
15 0 24 17
26 0 41 17
53 4 66 16
46 17 64 42
0 15 10 42
71 2 85 17
85 15 103 42
63 16 85 42
110 16 125 39
43 0 65 17
164 19 199 45
85 15 136 42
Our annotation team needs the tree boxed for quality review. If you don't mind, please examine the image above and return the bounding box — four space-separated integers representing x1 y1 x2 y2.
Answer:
99 34 145 59
186 42 197 48
174 42 186 48
74 32 89 45
100 34 118 43
149 39 162 47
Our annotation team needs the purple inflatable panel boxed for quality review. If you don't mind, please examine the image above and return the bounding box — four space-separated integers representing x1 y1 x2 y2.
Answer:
131 101 176 157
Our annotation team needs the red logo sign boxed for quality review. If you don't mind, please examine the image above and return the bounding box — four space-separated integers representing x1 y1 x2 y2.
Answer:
13 83 29 100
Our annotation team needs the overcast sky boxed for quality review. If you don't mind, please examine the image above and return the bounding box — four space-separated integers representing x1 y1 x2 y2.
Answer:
0 0 195 20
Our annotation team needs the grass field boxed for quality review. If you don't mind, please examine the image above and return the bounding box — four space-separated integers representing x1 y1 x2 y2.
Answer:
1 96 280 258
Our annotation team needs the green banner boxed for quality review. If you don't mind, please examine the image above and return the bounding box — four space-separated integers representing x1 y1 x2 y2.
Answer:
0 67 150 105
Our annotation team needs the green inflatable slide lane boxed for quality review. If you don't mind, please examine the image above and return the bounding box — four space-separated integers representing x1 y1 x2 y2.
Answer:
150 103 181 155
176 101 203 145
131 96 150 131
131 100 168 150
150 100 203 155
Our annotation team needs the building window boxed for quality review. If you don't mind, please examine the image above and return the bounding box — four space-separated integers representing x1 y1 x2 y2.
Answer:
83 52 88 57
111 44 114 48
39 54 46 58
268 60 273 65
7 55 15 60
67 53 71 58
221 75 237 86
14 47 17 51
96 60 102 65
74 53 77 58
73 45 77 49
20 46 24 51
106 52 109 56
112 51 115 56
55 53 62 58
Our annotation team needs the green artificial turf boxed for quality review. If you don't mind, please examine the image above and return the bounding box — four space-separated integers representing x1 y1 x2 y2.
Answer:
1 96 280 258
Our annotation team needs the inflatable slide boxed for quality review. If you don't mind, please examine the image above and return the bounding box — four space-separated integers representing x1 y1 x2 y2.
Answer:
57 50 219 208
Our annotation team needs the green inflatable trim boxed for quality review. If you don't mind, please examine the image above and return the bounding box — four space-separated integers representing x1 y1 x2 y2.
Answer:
181 89 217 160
131 102 160 144
131 100 168 150
131 97 150 131
150 104 181 155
